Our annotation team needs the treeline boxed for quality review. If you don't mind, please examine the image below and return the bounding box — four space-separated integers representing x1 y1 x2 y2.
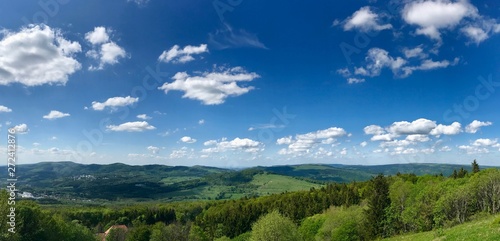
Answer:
2 161 500 241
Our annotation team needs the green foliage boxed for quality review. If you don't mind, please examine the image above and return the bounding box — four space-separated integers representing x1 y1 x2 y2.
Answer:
125 223 150 241
365 174 390 239
106 227 127 241
298 214 325 241
249 210 300 241
472 159 480 173
316 205 364 241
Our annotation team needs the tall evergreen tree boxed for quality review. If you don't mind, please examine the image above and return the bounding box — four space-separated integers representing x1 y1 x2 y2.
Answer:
365 174 390 239
472 160 480 173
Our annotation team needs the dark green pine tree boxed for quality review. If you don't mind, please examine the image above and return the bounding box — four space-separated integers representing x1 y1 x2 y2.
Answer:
451 169 458 179
458 167 468 178
365 174 390 239
472 160 480 173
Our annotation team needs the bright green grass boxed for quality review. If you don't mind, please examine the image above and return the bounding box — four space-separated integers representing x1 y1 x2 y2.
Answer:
383 214 500 241
160 176 200 185
250 174 323 195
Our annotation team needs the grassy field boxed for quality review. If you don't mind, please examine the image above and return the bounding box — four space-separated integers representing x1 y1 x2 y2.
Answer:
383 214 500 241
250 173 323 195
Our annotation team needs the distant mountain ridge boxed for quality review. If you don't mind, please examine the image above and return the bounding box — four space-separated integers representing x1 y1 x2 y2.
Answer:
1 161 490 203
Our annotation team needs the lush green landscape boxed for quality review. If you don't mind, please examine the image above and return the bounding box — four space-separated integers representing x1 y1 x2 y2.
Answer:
1 160 500 240
0 161 480 203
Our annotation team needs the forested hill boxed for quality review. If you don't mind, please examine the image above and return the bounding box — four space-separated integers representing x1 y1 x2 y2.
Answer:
0 161 488 202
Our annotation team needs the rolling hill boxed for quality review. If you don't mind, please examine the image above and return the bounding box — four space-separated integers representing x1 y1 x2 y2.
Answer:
0 161 485 203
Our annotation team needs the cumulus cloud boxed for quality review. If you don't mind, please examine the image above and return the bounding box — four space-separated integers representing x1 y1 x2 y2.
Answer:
91 96 138 111
465 120 492 133
472 138 498 147
43 110 70 120
278 127 347 154
388 118 437 135
159 66 259 105
462 26 488 44
429 122 461 136
360 141 368 147
13 124 29 134
0 25 81 86
198 119 205 125
276 136 293 145
402 0 478 40
106 121 156 132
343 6 392 32
158 44 208 63
147 146 160 154
202 137 263 153
0 105 12 113
366 118 464 143
180 136 197 144
85 26 109 45
355 48 407 77
85 26 127 70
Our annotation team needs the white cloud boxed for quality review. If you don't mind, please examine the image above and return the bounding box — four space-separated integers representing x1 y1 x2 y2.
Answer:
147 146 160 154
405 134 431 142
403 46 428 59
204 140 218 146
430 122 462 135
402 0 477 40
459 145 489 154
85 26 127 70
364 125 385 135
158 44 208 63
337 68 351 77
0 25 81 86
343 6 392 32
198 119 205 125
277 136 293 145
249 124 285 131
472 138 498 147
347 78 365 84
137 114 151 120
180 136 197 144
360 141 368 147
43 110 70 120
356 48 407 77
99 42 126 66
440 146 452 152
0 105 12 113
388 118 437 135
202 137 263 153
465 120 492 133
402 58 459 76
159 67 259 105
279 127 347 154
13 124 29 134
461 26 488 44
106 121 156 132
85 26 109 45
371 134 394 141
91 96 139 111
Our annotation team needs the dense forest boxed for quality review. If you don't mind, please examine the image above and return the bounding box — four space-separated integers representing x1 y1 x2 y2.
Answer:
1 161 500 240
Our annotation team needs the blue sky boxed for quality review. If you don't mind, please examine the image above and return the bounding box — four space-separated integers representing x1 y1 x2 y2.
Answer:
0 0 499 167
